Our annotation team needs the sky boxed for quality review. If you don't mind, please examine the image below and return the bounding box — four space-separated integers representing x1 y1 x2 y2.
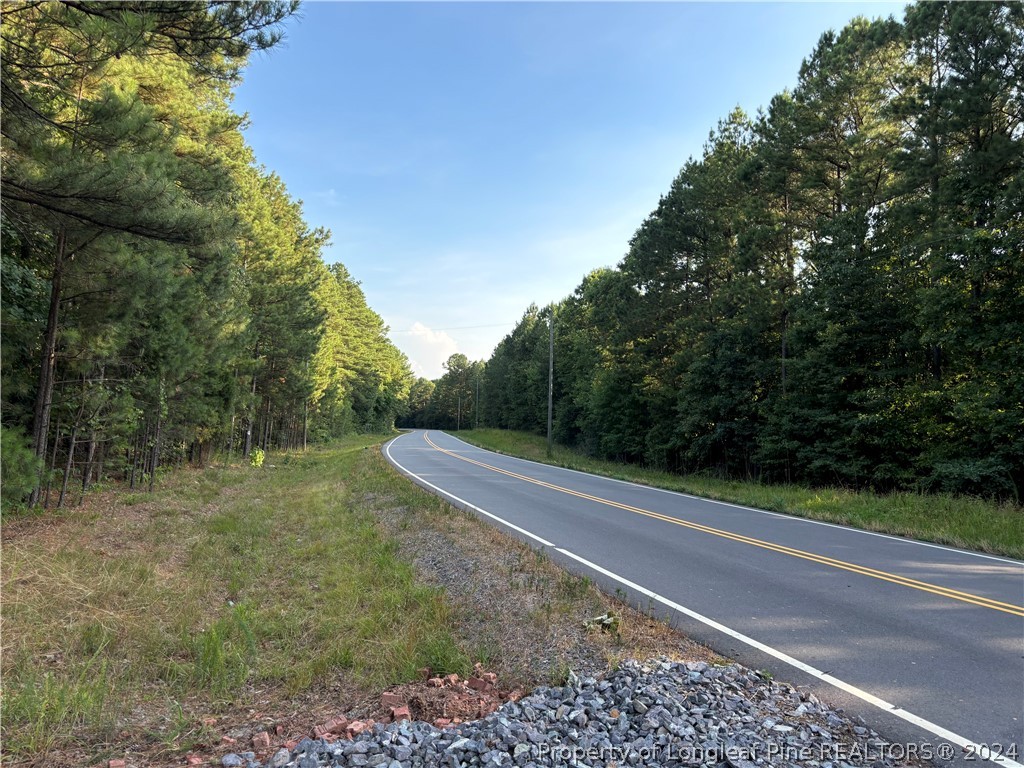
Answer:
233 1 907 379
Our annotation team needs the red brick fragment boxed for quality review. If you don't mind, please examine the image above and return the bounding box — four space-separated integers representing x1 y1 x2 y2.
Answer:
390 705 410 722
433 718 451 728
467 676 488 691
346 721 367 737
220 736 237 745
108 761 126 768
186 756 203 766
274 724 284 736
381 692 404 707
482 672 497 685
253 731 271 748
324 716 348 733
443 673 459 686
284 739 299 750
427 677 444 687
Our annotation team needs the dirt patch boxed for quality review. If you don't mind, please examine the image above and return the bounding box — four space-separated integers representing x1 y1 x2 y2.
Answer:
368 491 720 687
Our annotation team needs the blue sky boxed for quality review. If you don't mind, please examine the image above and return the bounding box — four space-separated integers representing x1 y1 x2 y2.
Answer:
234 1 907 379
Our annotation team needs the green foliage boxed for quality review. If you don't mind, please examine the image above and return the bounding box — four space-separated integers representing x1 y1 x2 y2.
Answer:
417 354 486 430
1 437 473 758
249 447 265 469
1 426 43 508
411 4 1023 503
0 2 412 509
2 659 113 755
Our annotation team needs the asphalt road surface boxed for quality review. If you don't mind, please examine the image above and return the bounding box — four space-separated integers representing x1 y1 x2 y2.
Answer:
384 429 1024 768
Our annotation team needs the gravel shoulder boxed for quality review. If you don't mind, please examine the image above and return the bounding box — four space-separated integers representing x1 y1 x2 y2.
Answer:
365 486 721 687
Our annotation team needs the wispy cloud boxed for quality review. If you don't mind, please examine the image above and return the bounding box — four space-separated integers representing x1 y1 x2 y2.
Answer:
314 188 343 208
395 322 460 379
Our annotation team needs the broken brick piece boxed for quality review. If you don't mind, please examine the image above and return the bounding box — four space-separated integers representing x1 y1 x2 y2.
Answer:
381 692 404 707
325 716 348 732
390 705 410 722
108 761 126 768
467 676 488 691
252 731 271 748
186 756 203 766
482 672 497 685
443 673 459 686
427 677 444 687
346 721 367 737
433 717 451 728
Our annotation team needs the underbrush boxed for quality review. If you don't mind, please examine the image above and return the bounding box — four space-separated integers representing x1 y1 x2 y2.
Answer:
1 436 469 761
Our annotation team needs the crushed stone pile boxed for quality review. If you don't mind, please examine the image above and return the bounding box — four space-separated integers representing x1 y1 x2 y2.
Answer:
221 659 907 768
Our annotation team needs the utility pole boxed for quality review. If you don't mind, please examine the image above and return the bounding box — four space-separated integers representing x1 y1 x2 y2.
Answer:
475 374 480 429
546 304 554 457
457 395 461 431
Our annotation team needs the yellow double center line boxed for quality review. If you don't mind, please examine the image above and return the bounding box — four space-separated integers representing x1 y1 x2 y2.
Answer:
423 433 1024 617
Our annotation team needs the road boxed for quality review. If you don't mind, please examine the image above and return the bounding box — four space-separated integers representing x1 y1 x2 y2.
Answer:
384 429 1024 767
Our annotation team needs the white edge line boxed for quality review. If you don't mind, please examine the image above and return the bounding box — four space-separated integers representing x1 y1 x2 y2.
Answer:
553 546 1024 768
384 432 1020 768
383 433 553 548
439 432 1022 566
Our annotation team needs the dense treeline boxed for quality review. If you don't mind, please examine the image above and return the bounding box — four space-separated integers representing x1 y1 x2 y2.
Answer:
410 4 1024 499
398 354 484 431
1 1 412 507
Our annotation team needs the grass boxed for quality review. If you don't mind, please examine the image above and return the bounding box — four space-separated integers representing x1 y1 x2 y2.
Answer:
1 436 470 762
448 428 1024 559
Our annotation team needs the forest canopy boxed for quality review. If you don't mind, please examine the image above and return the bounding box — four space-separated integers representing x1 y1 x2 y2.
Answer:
406 3 1024 500
1 1 413 507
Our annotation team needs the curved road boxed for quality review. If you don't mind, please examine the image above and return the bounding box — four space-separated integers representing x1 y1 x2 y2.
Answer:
383 430 1024 767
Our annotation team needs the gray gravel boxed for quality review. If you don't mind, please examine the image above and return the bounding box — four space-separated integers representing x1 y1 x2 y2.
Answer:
223 659 912 768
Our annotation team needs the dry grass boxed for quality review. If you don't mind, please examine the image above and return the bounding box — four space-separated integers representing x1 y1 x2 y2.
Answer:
1 439 465 766
1 436 716 767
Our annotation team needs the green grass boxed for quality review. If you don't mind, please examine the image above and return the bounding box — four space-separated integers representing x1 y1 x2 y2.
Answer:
449 429 1024 559
1 436 470 760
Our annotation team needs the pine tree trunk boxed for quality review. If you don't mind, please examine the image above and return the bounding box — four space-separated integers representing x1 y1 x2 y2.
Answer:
149 412 162 493
80 365 103 500
29 228 67 506
131 423 147 489
58 426 78 509
129 427 142 489
244 347 259 458
95 440 106 487
44 420 61 508
80 429 97 504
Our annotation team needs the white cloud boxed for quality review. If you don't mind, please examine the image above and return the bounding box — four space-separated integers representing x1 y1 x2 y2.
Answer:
396 322 460 380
